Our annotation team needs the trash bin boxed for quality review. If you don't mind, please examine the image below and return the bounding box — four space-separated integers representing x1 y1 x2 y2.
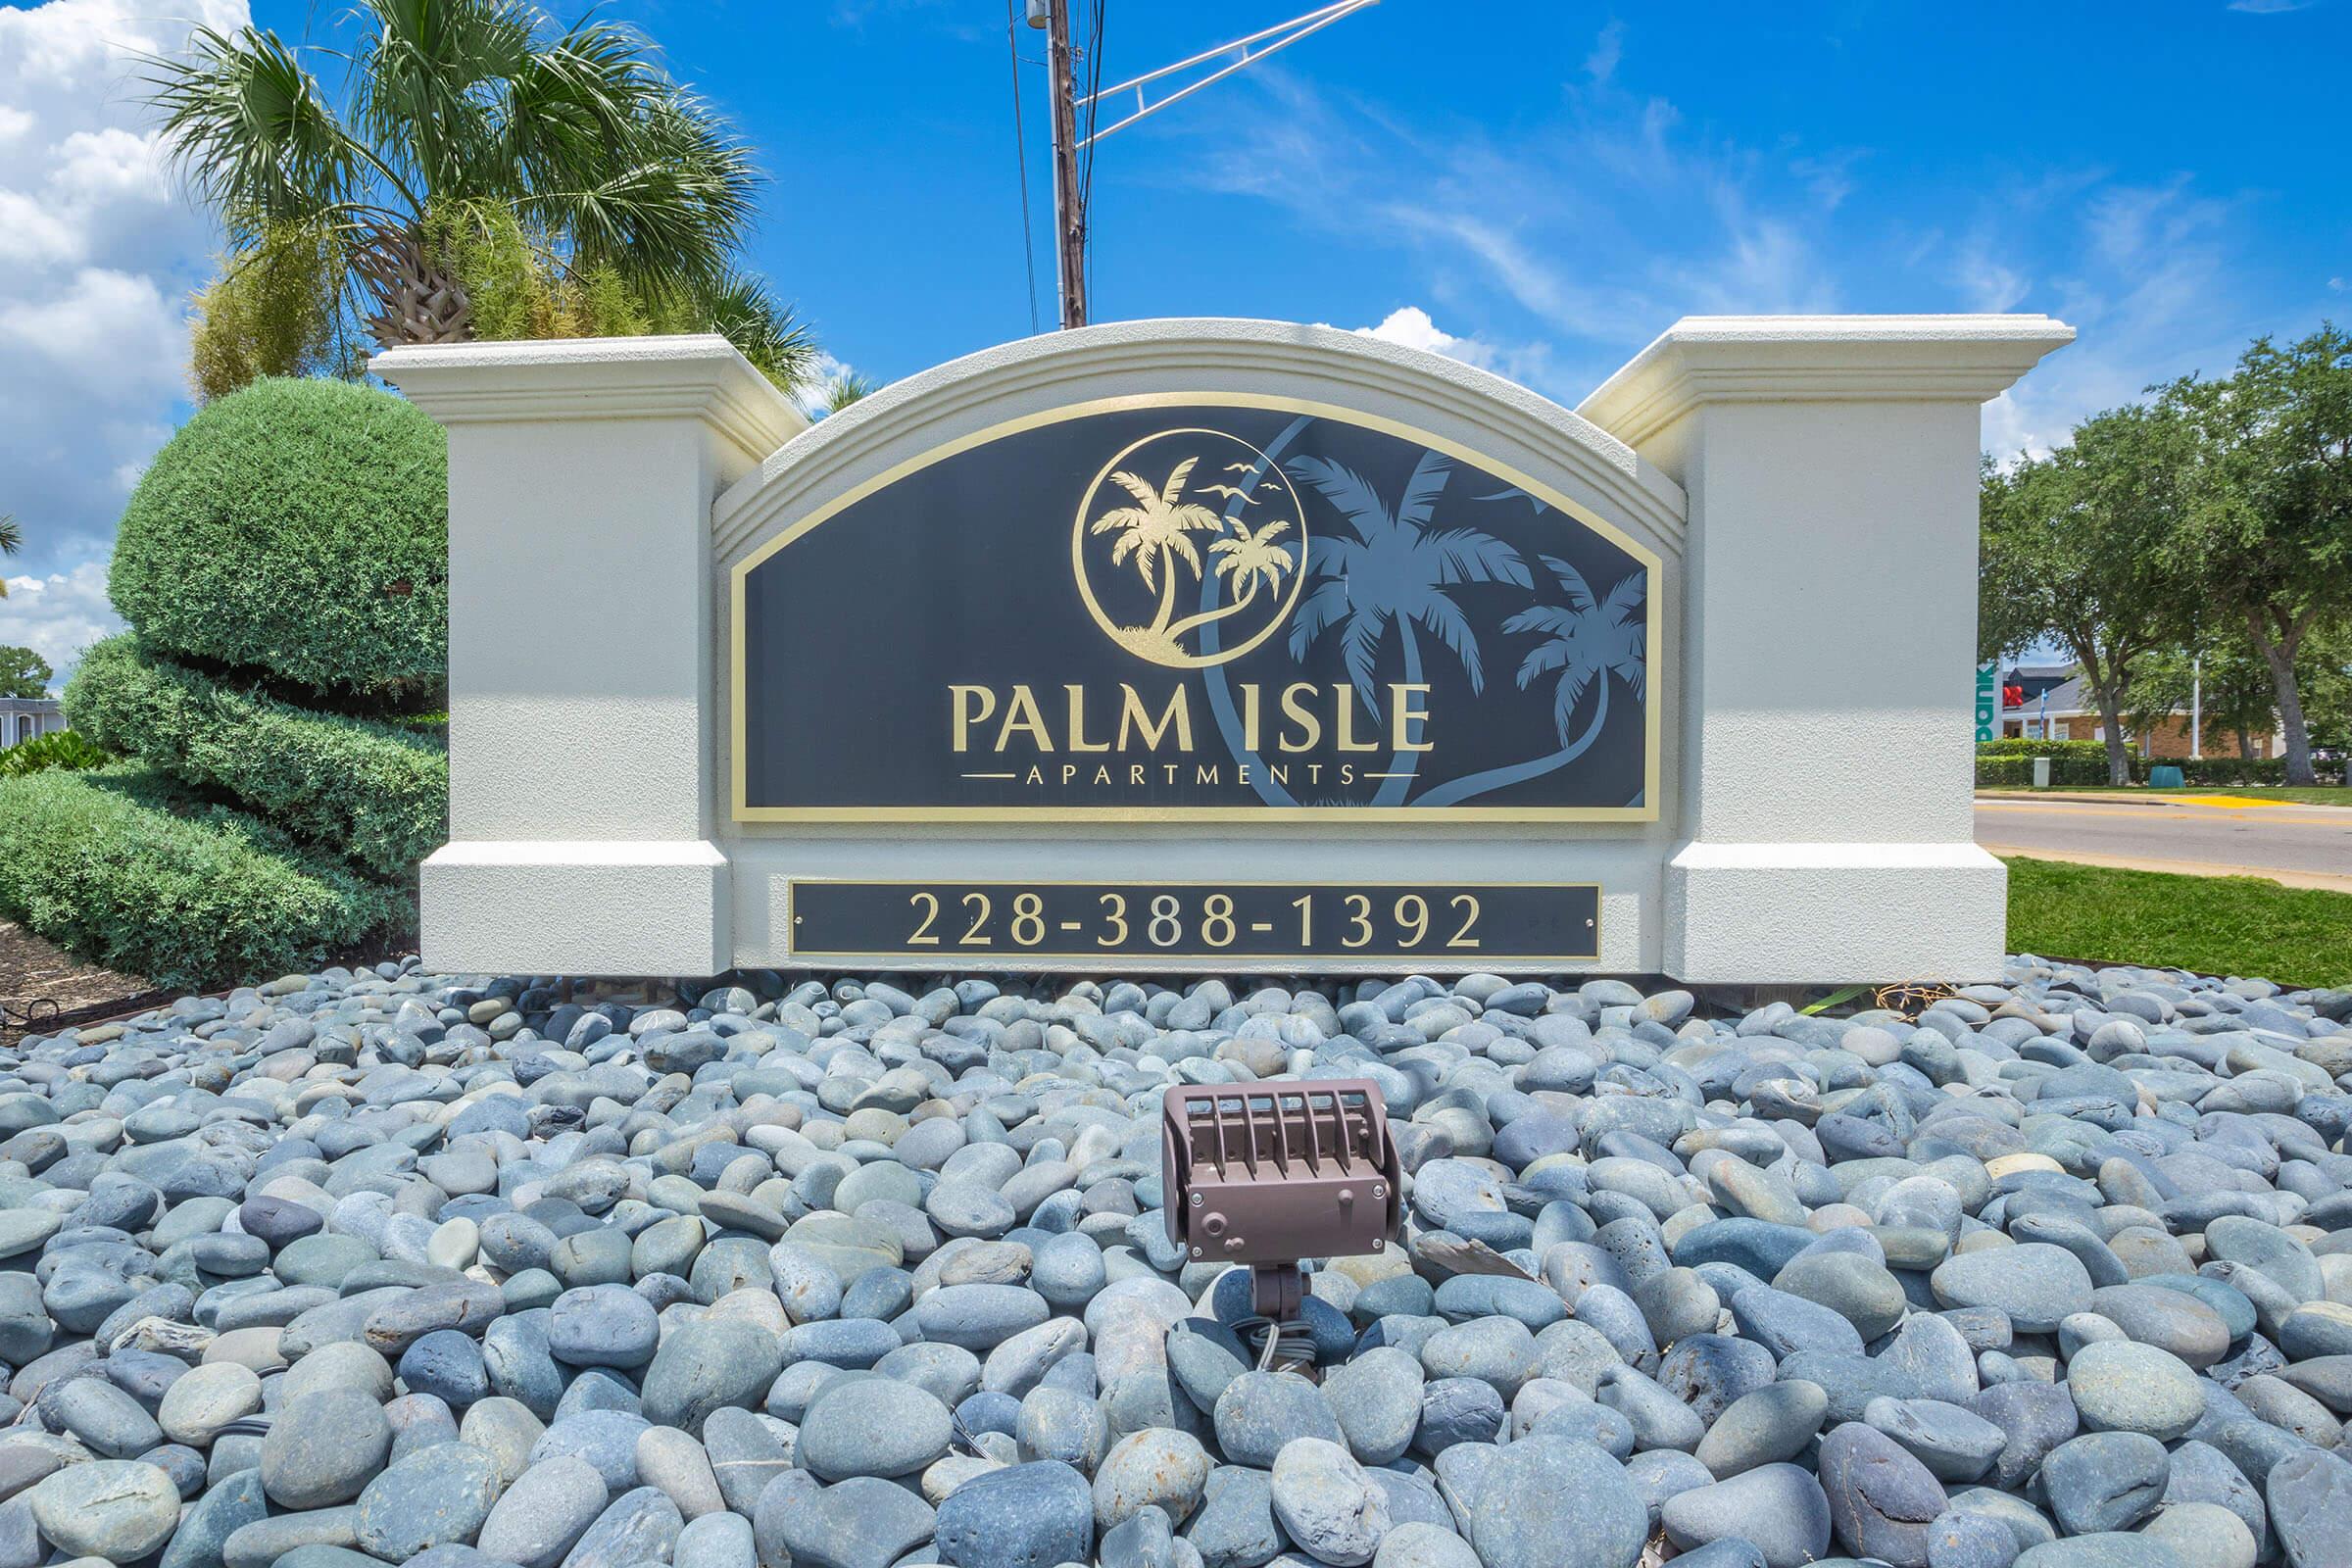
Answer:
2032 758 2051 789
2149 764 2184 788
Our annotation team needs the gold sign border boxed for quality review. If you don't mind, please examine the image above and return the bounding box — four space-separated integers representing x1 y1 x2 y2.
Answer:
783 877 1604 965
730 392 1665 824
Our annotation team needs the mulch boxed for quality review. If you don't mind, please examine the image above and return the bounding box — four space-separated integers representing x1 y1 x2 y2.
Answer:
0 919 172 1043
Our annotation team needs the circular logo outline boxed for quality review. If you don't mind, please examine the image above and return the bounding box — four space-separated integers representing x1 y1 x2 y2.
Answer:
1070 426 1310 669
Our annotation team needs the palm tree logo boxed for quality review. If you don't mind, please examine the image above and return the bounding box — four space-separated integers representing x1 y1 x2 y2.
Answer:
1505 557 1647 743
1073 429 1307 668
1287 449 1530 711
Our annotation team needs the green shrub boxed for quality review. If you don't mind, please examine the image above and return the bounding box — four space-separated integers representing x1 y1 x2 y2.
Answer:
1977 737 2112 760
0 766 412 991
109 376 448 699
0 730 108 778
1976 736 2141 785
65 636 447 880
2170 757 2291 786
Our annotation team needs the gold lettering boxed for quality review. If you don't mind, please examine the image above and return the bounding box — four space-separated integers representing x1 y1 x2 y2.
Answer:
998 686 1051 752
1342 763 1356 786
950 685 996 753
1195 764 1220 785
1238 763 1251 787
1093 765 1111 786
1130 764 1146 785
1163 763 1180 784
1269 764 1288 788
1116 685 1193 752
1059 763 1077 785
1023 765 1043 784
1064 685 1109 753
1394 684 1434 753
1335 687 1380 753
1279 682 1321 753
1240 683 1262 754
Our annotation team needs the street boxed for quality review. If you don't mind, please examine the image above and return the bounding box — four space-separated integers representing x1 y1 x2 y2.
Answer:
1976 793 2352 891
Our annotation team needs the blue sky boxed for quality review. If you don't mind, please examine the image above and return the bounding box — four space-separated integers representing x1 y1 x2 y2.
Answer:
1 0 2346 681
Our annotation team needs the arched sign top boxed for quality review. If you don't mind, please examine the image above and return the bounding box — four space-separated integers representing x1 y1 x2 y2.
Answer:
730 381 1663 823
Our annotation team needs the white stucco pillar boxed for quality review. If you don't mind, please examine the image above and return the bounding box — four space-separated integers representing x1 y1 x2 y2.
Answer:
1579 316 2074 984
373 336 805 976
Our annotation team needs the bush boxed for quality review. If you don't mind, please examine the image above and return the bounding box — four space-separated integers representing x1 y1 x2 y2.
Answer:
1976 736 2141 785
0 766 411 990
2170 757 2291 786
109 376 448 699
65 636 447 880
0 730 108 778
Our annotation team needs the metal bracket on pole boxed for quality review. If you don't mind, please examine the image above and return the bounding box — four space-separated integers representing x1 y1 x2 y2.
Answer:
1077 1 1379 148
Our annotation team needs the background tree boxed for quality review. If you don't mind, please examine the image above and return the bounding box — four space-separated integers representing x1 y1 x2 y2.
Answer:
2160 325 2352 784
1980 406 2189 784
0 646 52 700
145 0 815 392
0 513 18 599
2127 632 2279 763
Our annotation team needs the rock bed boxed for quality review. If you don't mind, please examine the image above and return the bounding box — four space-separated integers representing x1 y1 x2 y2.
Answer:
2 963 2351 1568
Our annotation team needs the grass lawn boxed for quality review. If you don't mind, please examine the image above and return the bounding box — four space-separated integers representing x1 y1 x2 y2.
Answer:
2003 855 2352 988
1983 784 2352 808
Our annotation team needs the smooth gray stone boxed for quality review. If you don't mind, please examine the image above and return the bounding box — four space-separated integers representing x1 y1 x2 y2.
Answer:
2040 1431 2170 1537
935 1459 1095 1568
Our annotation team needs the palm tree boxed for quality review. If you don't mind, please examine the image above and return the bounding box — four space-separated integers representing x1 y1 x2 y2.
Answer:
1164 517 1297 644
143 1 810 385
1286 450 1529 710
1089 458 1227 655
821 371 877 415
1505 557 1646 744
0 514 19 601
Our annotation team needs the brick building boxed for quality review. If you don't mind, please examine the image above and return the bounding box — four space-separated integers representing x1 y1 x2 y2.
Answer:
1997 668 2278 759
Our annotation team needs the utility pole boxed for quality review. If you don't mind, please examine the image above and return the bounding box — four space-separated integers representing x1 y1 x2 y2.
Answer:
1044 0 1088 329
1026 1 1376 331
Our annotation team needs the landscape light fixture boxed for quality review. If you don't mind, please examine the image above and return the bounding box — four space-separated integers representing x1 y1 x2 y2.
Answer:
1160 1080 1400 1370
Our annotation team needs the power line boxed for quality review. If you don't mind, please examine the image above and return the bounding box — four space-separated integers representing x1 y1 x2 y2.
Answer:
1004 0 1042 334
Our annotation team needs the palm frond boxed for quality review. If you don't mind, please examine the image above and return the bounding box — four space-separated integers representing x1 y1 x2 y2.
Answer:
665 269 816 390
1339 607 1389 712
1285 457 1393 542
1553 662 1596 745
1611 648 1646 702
1396 449 1451 528
1515 637 1570 690
1502 605 1575 638
1109 531 1141 566
1542 555 1595 612
1305 535 1363 578
1600 570 1645 625
1093 506 1149 536
1170 502 1226 533
0 514 20 556
1107 471 1160 510
1423 528 1531 588
1160 457 1200 505
1289 576 1351 660
142 25 369 235
1166 532 1204 579
1415 595 1484 695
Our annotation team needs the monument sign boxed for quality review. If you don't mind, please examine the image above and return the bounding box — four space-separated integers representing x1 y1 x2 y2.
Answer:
378 315 2069 981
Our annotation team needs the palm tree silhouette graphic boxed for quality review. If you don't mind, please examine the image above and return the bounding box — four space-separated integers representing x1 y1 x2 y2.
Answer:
1284 449 1530 804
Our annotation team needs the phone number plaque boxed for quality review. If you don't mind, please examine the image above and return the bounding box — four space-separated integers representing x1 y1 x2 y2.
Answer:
787 881 1599 965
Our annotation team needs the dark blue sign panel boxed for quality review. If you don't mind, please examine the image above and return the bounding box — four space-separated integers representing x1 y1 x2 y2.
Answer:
733 398 1659 821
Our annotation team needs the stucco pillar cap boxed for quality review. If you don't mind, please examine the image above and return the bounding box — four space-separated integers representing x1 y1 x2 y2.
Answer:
1577 314 2075 451
372 333 807 462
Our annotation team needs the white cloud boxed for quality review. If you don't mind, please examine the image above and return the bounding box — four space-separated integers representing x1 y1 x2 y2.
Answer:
2227 0 2313 12
0 561 124 689
1329 305 1556 389
1584 21 1625 85
0 0 249 585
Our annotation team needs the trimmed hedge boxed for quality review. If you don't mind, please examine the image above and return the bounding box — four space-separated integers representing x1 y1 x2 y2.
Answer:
109 376 448 698
0 730 107 778
0 766 411 990
66 636 446 881
2167 757 2291 786
1977 737 2113 760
